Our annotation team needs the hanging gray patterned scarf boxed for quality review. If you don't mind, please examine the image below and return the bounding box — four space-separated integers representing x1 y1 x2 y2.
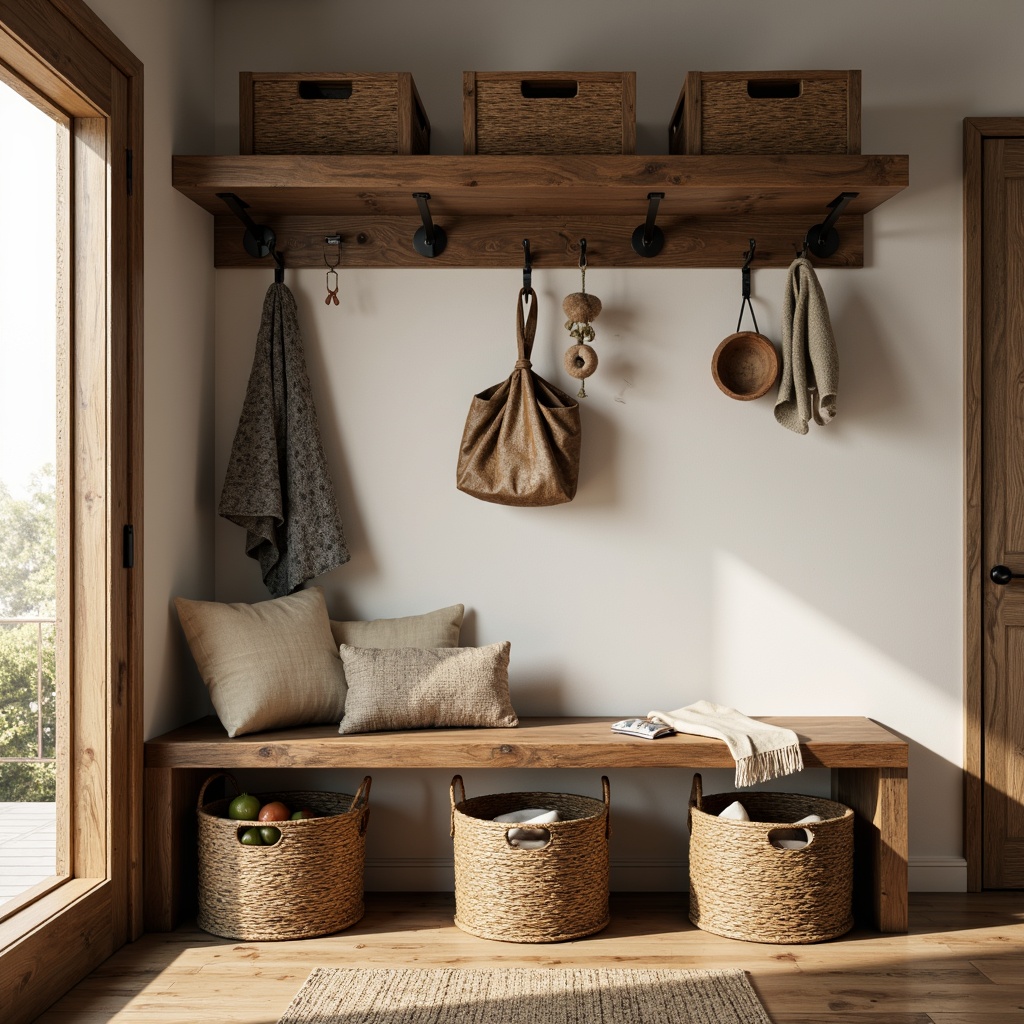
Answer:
219 283 350 596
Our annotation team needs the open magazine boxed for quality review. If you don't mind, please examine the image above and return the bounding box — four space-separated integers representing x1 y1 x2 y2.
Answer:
610 717 676 740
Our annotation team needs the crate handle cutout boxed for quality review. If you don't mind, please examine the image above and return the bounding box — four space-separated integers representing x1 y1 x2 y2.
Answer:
747 79 802 100
299 81 353 101
521 80 579 99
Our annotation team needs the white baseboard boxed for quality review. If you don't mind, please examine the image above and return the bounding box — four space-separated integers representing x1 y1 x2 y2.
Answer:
365 856 969 893
364 858 454 892
908 857 968 892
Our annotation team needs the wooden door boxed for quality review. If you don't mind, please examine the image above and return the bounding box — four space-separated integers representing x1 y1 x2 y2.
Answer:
978 135 1024 888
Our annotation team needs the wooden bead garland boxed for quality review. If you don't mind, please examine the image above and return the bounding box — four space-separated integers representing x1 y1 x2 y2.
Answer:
564 342 599 379
563 249 602 398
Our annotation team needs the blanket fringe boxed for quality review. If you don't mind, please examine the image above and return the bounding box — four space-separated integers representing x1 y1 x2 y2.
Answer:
735 744 804 788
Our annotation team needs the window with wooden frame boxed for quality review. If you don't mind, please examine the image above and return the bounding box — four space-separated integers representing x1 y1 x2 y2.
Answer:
0 2 142 1022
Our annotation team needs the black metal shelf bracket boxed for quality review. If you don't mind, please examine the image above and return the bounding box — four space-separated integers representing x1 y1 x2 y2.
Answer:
631 192 666 258
217 191 285 281
804 191 859 259
412 192 447 258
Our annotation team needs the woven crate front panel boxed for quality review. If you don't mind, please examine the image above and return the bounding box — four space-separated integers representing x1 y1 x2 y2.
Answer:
453 790 610 943
197 789 367 941
246 73 429 155
688 791 854 944
467 73 634 155
677 71 859 155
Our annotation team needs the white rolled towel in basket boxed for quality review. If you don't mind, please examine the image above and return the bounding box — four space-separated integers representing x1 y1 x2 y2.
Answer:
493 808 560 849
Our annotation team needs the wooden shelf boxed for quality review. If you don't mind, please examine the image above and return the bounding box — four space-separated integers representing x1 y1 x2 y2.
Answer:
144 714 909 770
172 152 908 269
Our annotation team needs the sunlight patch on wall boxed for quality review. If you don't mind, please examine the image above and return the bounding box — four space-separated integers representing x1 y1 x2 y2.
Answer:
711 550 959 763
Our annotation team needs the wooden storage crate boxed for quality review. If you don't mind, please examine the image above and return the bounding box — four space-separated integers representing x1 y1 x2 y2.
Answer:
669 70 860 155
240 72 430 155
464 71 635 155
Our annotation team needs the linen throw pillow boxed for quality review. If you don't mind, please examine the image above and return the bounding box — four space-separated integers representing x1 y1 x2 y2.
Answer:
337 641 518 734
175 587 345 738
330 603 464 650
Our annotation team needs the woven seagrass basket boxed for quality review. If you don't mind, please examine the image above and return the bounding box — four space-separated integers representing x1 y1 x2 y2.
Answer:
196 772 371 941
687 773 854 944
449 774 610 943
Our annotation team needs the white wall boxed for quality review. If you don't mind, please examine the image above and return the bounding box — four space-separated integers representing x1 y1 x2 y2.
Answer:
190 0 1012 892
82 0 216 738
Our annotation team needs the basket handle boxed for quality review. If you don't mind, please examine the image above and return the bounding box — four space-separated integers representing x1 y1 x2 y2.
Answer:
196 771 239 811
449 774 466 837
601 775 611 839
353 775 372 835
687 773 703 832
352 775 372 809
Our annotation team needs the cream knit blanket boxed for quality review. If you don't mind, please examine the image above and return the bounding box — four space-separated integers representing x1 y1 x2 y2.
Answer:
774 257 838 434
647 701 804 787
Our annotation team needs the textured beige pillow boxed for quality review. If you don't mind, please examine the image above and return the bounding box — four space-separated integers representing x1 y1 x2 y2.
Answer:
337 641 518 735
175 587 345 737
330 603 464 650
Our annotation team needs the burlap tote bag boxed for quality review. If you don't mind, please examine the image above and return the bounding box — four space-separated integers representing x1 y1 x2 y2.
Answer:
457 288 581 506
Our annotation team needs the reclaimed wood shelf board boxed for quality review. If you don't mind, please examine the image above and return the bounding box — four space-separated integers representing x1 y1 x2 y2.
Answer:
172 152 908 268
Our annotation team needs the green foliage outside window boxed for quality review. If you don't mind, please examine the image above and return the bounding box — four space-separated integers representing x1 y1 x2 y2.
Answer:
0 467 57 802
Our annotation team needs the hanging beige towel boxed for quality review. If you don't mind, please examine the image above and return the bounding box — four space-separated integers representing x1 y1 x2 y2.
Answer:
219 282 350 597
647 700 804 787
774 257 838 434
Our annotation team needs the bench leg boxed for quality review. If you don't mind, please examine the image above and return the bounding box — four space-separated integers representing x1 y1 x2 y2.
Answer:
144 766 206 931
833 766 908 933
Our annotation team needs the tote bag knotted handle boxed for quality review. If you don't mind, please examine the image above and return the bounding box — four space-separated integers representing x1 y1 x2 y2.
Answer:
516 287 538 368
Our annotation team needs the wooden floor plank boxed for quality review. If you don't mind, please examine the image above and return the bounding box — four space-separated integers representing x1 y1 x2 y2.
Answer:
970 956 1024 984
31 892 1024 1024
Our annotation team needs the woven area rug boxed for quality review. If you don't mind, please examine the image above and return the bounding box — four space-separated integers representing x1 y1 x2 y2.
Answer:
277 967 772 1023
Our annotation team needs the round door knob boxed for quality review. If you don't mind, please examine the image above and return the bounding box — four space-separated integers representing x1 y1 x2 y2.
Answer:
990 564 1024 585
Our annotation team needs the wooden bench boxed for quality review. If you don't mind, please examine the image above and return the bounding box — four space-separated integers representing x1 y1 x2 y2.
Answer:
143 715 908 934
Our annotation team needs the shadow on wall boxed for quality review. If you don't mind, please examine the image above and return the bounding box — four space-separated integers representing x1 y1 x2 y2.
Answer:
292 284 377 598
826 291 909 431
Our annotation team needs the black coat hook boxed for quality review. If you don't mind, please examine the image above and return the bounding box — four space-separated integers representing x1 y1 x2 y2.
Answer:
522 239 532 299
412 192 447 258
631 191 665 258
741 238 755 300
217 191 284 279
803 192 858 259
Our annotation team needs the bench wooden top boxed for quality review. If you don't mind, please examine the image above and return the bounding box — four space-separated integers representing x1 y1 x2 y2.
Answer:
144 715 907 770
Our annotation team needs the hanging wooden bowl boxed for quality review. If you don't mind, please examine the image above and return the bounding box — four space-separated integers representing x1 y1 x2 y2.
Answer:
711 331 779 401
